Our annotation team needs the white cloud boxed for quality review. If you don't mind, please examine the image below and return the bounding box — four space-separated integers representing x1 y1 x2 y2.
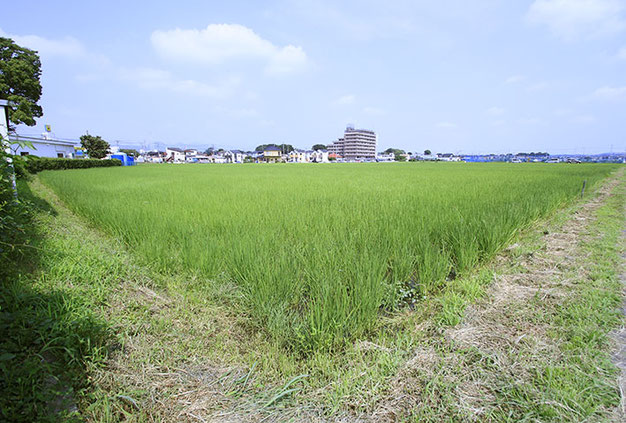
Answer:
505 75 526 84
0 28 85 58
436 121 457 128
0 28 110 67
486 106 505 116
592 85 626 99
333 94 356 105
527 0 626 40
265 45 307 75
116 67 240 98
151 24 308 74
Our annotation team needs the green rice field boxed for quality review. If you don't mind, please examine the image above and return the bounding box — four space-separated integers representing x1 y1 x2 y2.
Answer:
39 162 618 353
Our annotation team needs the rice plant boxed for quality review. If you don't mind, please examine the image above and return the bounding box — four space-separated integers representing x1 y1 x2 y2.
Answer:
39 162 618 352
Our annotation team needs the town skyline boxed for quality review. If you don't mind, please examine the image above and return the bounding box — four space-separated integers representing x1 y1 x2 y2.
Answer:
2 1 626 154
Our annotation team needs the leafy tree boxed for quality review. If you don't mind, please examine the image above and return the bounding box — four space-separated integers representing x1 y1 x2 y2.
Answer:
424 149 432 155
394 153 407 162
385 147 405 155
255 143 294 153
312 144 326 151
80 134 110 159
120 148 139 157
0 38 43 127
204 147 214 155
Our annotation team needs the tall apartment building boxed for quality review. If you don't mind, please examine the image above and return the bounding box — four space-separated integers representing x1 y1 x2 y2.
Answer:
328 125 377 160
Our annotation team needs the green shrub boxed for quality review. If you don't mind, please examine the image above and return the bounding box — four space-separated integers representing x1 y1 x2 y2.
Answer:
0 150 32 277
23 156 121 174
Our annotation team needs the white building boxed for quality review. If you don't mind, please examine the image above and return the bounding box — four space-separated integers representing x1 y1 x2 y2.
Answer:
10 135 76 158
311 149 329 163
288 149 311 163
225 150 245 163
166 147 185 162
184 149 198 162
376 152 395 162
328 125 377 161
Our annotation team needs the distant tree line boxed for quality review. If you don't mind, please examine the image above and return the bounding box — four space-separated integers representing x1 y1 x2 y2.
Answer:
255 144 295 153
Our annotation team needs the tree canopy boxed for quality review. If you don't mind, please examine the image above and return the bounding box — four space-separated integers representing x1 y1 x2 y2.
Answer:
120 149 139 157
255 144 294 153
0 37 43 127
384 147 405 155
312 144 327 151
424 149 432 155
80 134 110 159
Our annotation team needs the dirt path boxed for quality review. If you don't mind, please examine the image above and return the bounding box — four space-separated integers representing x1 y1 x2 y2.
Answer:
614 212 626 416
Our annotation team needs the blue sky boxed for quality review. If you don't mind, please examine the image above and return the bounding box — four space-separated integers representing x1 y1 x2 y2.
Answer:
2 0 625 154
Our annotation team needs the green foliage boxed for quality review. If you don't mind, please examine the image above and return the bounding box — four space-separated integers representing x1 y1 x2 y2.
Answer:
119 148 139 157
394 153 406 162
79 134 110 159
39 163 617 353
23 156 121 174
0 37 43 126
0 181 109 422
424 149 432 155
255 144 294 153
385 147 405 155
312 144 327 151
0 137 30 273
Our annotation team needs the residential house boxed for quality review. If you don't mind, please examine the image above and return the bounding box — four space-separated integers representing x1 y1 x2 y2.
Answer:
288 149 313 163
184 149 198 162
194 154 211 163
376 152 395 162
311 149 329 163
145 151 165 163
225 150 245 163
262 146 282 163
166 147 185 162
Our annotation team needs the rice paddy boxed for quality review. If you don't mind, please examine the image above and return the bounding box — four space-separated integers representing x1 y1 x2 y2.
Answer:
39 162 618 353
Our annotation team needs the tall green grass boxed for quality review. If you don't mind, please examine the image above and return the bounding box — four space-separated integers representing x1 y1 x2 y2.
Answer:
39 162 618 352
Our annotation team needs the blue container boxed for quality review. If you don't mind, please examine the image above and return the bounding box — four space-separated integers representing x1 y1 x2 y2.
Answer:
111 154 135 166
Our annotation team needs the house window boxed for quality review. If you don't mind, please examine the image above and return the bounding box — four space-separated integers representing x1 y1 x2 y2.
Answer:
57 153 64 158
20 152 29 156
